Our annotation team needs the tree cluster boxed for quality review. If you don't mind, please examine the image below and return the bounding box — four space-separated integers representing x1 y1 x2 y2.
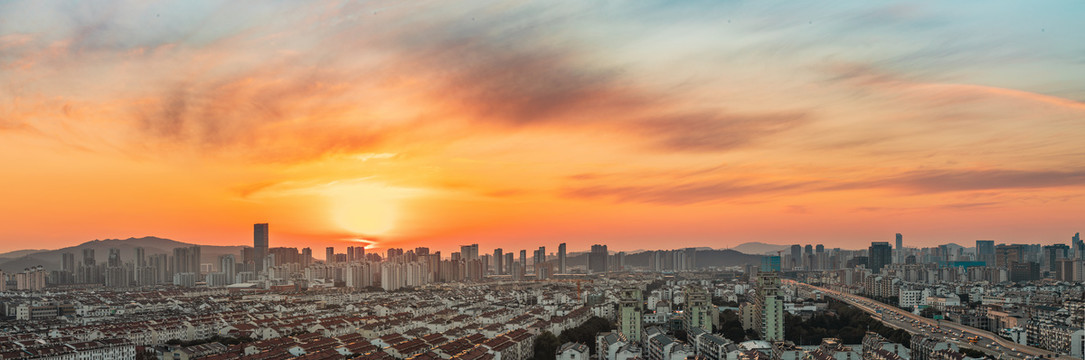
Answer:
717 309 748 343
531 316 614 360
783 299 911 345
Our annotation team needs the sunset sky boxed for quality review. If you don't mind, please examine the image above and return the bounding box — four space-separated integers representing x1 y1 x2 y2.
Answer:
1 0 1084 254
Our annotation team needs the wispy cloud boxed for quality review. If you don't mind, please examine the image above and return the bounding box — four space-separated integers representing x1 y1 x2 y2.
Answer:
1 0 1085 250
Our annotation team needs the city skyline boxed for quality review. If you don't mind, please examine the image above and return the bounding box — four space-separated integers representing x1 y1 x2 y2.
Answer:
2 1 1085 252
3 2 1085 359
2 224 1085 256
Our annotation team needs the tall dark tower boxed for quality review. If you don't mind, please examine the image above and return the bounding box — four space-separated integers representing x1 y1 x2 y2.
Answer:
254 223 269 272
895 233 903 263
868 242 892 273
558 243 567 274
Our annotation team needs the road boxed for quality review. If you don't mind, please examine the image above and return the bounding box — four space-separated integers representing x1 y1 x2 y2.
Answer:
789 281 1074 360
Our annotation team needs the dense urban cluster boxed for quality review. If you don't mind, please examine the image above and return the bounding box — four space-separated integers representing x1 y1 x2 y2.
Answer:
767 233 1085 358
1 226 1083 360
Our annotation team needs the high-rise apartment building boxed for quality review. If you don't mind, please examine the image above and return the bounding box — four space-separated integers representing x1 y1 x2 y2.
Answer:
61 252 75 273
172 246 201 275
254 223 269 272
589 245 608 274
220 254 236 285
976 240 995 265
326 247 335 263
751 272 784 341
108 248 121 267
83 249 95 267
134 247 145 267
684 285 712 332
790 245 801 270
1043 244 1070 271
996 244 1026 267
618 287 643 342
461 244 479 262
684 248 697 270
761 255 781 272
494 248 504 275
505 252 515 275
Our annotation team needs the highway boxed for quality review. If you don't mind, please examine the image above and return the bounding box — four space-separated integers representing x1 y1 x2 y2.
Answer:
788 281 1074 360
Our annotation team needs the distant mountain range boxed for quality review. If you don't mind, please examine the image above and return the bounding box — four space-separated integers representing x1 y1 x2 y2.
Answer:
0 237 777 273
560 248 762 269
0 237 246 272
730 242 791 255
0 249 50 260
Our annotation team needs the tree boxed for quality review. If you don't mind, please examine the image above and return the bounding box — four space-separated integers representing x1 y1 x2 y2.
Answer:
920 307 940 319
674 329 688 342
782 299 910 345
960 348 988 358
532 331 561 360
559 317 614 355
718 310 747 343
711 296 739 307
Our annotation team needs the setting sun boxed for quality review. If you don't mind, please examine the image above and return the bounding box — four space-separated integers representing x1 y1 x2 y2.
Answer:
326 181 415 237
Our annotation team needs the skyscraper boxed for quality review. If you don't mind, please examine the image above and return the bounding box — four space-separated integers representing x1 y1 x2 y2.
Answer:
220 254 236 285
790 245 801 270
1043 244 1069 271
519 250 527 270
460 244 479 262
135 247 145 267
558 243 567 274
505 252 515 275
1073 233 1083 259
254 223 269 272
83 249 95 267
589 244 608 274
494 248 504 275
976 240 995 265
535 246 546 265
802 245 814 269
172 246 201 275
894 233 903 263
684 248 697 270
301 247 312 268
326 247 335 263
61 252 75 273
108 248 121 267
868 242 891 273
996 244 1025 267
761 255 781 272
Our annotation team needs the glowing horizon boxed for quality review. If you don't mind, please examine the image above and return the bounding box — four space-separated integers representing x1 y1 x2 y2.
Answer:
1 1 1084 254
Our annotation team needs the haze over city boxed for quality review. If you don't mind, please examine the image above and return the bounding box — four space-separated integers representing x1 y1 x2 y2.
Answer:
2 1 1084 253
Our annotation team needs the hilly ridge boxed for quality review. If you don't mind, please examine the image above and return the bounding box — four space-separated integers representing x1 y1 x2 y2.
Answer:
0 237 247 272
